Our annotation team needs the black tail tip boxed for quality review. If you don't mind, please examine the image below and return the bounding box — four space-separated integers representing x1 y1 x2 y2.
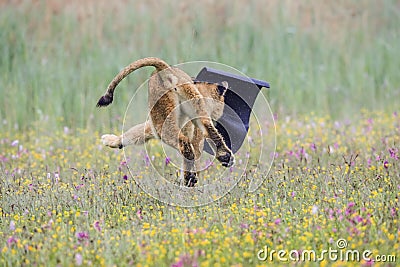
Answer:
96 95 113 107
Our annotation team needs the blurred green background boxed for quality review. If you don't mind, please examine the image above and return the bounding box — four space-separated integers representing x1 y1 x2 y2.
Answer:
1 0 399 131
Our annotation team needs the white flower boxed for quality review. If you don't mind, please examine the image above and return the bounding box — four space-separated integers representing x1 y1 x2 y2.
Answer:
11 140 19 147
312 205 319 215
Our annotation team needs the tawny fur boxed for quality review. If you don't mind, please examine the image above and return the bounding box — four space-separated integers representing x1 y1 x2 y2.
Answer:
97 57 234 187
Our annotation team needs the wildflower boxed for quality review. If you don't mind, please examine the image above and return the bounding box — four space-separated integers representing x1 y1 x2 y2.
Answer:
76 231 89 241
390 207 397 217
123 174 128 180
310 143 317 152
389 148 398 160
144 155 150 166
274 218 281 225
383 160 389 169
165 156 171 166
240 223 249 229
7 236 17 246
347 202 355 208
75 253 83 266
93 221 101 232
9 220 15 231
311 205 318 215
270 152 279 159
75 184 84 190
11 140 19 147
137 209 143 220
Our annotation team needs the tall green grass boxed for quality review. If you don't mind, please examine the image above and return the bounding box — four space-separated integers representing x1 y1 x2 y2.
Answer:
0 0 399 131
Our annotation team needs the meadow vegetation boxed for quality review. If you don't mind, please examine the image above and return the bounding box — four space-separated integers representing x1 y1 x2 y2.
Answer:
0 0 399 266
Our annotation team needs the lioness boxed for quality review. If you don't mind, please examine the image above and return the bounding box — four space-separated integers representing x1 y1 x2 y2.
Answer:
97 57 234 186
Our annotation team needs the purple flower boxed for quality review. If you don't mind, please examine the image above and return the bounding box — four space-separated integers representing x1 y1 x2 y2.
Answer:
165 157 171 166
383 160 389 169
274 218 282 225
334 142 339 149
123 174 128 180
240 223 249 229
389 148 398 160
171 253 199 267
310 143 317 152
75 183 84 190
144 155 150 166
270 152 279 159
76 231 89 240
93 221 101 232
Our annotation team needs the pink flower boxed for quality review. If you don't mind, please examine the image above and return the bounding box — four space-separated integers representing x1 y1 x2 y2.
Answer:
347 202 355 208
7 236 17 246
136 209 143 220
240 223 249 229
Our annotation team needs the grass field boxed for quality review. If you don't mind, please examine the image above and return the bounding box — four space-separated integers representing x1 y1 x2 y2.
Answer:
1 1 399 266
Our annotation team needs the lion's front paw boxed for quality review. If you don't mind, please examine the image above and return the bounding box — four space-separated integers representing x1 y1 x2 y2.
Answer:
101 134 122 149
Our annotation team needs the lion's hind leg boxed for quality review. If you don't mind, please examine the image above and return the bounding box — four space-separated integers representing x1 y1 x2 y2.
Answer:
101 121 154 149
101 134 122 149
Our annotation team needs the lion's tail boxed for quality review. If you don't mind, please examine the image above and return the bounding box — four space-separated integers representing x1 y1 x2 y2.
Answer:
96 57 170 107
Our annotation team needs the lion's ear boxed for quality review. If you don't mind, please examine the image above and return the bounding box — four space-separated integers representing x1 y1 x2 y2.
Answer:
218 81 229 96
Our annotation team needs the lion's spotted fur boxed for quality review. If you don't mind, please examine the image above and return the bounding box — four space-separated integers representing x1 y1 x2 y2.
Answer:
97 57 234 187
